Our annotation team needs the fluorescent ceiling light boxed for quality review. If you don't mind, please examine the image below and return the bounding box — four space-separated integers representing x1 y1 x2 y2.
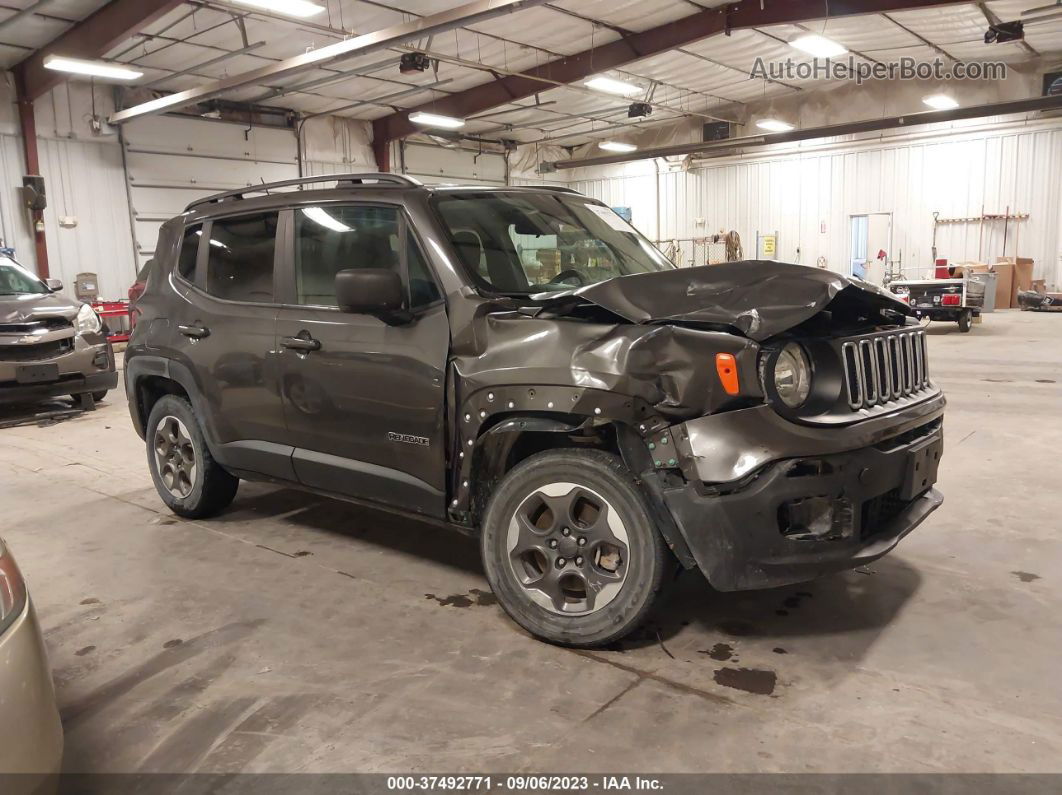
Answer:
227 0 325 17
409 111 465 129
756 118 795 132
598 141 637 153
584 76 642 96
923 93 959 110
43 55 142 81
301 207 353 233
788 33 848 58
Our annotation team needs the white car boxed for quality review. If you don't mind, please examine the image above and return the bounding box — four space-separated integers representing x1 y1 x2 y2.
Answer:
0 538 63 786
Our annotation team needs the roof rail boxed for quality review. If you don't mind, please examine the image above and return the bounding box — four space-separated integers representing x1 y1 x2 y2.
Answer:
185 172 422 211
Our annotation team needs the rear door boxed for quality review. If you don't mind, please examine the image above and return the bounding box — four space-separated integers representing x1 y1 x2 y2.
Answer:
274 202 450 517
169 210 293 480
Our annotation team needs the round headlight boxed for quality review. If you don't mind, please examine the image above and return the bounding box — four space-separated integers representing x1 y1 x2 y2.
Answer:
75 302 102 335
774 343 811 408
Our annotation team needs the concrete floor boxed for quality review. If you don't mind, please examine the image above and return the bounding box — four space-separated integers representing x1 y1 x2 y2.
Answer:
1 310 1060 774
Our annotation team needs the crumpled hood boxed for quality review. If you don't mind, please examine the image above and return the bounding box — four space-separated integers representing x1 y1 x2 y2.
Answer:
531 260 911 342
0 292 80 325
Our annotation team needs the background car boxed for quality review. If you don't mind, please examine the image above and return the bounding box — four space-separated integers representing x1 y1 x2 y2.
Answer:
0 538 63 784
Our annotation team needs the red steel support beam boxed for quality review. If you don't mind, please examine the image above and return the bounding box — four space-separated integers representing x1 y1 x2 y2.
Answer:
13 0 184 102
373 138 392 174
14 70 48 279
372 0 966 146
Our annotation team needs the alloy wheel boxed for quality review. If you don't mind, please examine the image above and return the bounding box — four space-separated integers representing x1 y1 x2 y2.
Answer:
506 482 630 615
153 415 198 499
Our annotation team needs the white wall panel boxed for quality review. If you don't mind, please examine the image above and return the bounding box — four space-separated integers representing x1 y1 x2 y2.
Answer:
566 120 1062 288
0 132 136 300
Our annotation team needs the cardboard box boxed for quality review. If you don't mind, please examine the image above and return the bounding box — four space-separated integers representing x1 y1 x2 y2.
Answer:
997 257 1034 308
953 263 989 279
992 260 1015 308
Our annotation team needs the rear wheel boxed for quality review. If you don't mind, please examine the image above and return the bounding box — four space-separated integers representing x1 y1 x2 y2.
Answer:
146 395 238 518
958 310 972 333
481 449 669 648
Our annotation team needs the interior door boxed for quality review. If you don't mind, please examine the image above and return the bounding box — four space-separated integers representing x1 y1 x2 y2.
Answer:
275 203 450 517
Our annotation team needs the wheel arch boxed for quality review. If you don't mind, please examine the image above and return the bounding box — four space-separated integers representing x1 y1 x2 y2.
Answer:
459 393 696 569
126 356 217 452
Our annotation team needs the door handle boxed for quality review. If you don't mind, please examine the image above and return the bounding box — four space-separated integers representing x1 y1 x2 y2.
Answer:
178 324 210 339
282 336 321 352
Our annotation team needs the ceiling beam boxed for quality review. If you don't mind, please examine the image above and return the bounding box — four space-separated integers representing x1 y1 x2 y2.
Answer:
372 0 968 146
13 0 185 102
108 0 553 124
550 94 1062 169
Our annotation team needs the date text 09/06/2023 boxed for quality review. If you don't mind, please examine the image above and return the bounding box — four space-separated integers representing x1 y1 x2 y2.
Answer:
386 776 665 791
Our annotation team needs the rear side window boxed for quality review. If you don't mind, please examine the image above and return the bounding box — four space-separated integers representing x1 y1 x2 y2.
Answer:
177 224 201 281
205 213 278 302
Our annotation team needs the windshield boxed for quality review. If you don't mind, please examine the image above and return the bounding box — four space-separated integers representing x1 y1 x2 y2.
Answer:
0 257 48 296
433 192 674 295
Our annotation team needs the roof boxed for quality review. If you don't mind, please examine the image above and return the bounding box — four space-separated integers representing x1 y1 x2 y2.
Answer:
6 1 1059 148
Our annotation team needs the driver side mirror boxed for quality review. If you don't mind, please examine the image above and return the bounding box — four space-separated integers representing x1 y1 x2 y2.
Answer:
335 269 411 325
45 278 63 292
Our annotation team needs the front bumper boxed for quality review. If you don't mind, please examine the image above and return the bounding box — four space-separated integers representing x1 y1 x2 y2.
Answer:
0 334 117 406
0 598 63 777
913 306 977 322
661 394 946 591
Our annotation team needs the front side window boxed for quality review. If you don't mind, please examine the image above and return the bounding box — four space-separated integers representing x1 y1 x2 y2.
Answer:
293 205 440 309
433 192 674 295
294 205 398 306
0 257 48 296
205 213 278 302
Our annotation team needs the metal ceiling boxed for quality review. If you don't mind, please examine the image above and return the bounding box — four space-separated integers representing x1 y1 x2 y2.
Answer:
2 0 1059 147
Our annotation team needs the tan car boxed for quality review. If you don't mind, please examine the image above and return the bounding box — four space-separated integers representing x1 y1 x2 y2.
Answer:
0 538 63 784
0 253 117 407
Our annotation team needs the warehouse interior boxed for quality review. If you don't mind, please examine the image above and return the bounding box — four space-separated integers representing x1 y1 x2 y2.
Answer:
1 0 1061 786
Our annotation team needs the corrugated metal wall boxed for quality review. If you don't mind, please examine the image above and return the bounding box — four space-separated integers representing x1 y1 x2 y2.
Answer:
569 119 1062 288
0 132 137 301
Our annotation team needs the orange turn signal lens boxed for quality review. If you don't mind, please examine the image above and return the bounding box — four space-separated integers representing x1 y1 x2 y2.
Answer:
715 353 740 396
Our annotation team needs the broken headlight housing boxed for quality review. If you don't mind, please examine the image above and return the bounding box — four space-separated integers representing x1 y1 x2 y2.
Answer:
773 343 812 408
76 303 102 335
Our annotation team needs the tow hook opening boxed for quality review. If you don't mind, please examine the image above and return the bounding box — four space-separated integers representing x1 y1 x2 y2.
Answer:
778 496 854 541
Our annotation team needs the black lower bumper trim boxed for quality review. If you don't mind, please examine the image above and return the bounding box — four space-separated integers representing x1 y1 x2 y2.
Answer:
0 369 118 405
662 427 944 591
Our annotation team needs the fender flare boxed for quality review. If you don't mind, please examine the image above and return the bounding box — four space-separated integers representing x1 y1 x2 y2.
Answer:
125 355 220 454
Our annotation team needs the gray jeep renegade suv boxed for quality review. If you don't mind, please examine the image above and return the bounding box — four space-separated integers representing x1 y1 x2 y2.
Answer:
126 173 945 647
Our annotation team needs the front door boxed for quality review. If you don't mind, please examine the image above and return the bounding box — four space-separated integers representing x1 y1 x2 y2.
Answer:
275 203 449 517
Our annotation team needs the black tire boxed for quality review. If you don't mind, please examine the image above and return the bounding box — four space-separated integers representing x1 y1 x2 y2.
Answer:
481 449 670 648
145 395 238 518
958 310 972 333
70 391 108 403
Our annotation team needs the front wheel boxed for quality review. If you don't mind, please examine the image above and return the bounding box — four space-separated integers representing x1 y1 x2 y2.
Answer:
481 450 670 648
958 310 972 333
146 395 239 518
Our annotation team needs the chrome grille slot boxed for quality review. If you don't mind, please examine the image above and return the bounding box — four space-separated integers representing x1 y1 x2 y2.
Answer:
841 328 930 411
